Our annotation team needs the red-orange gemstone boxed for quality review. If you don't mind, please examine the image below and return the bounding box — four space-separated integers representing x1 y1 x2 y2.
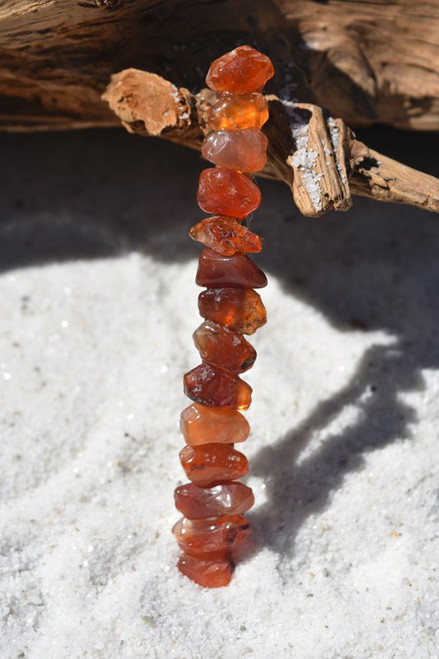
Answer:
177 551 234 588
174 482 255 519
206 45 274 93
189 216 262 256
201 129 268 173
173 515 251 555
198 287 267 335
196 247 267 289
184 363 252 410
180 403 250 446
193 321 256 373
179 443 249 486
207 92 269 131
197 167 261 218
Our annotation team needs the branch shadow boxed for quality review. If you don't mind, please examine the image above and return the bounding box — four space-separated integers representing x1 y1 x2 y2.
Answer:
2 128 439 563
249 343 422 557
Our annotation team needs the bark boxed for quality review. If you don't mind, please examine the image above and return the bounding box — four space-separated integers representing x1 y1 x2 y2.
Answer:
1 0 439 132
3 0 439 217
103 69 439 217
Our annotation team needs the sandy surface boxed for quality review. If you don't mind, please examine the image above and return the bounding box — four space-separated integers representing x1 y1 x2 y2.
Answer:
1 130 439 658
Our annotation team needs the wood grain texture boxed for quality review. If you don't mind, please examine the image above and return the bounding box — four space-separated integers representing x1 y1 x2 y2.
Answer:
103 69 439 217
1 0 439 131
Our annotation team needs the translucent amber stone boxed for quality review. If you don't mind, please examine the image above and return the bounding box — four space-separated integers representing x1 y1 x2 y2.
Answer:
206 45 274 93
184 363 252 410
197 167 261 218
180 403 250 445
177 551 234 588
189 216 262 256
207 93 269 131
201 129 267 173
193 321 256 373
198 287 267 335
173 515 250 555
196 247 267 289
174 482 255 519
179 443 249 486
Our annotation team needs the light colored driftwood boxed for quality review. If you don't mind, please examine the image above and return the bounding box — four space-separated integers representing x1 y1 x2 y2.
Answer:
103 69 439 217
1 0 439 131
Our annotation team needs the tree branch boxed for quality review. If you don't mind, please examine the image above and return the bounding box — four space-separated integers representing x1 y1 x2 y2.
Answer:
103 69 439 217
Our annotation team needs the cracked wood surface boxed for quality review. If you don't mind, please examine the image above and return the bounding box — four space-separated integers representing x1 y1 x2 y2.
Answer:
103 69 439 217
1 0 439 131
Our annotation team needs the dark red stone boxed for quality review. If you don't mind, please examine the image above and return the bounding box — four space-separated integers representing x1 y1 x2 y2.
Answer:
184 362 252 410
193 321 256 373
198 287 267 335
196 247 267 289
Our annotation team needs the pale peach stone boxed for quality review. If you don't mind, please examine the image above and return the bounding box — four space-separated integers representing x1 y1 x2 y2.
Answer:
180 403 250 445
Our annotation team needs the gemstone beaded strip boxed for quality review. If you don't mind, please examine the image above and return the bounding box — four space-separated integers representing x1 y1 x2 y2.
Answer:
173 46 274 588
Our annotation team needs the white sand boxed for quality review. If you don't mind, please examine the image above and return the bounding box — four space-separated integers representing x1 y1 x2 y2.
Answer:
1 130 439 658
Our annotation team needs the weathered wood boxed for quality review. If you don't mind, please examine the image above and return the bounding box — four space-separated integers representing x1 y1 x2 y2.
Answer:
103 69 439 217
1 0 439 132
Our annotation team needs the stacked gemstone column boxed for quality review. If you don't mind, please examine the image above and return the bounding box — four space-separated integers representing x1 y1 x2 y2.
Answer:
173 46 274 588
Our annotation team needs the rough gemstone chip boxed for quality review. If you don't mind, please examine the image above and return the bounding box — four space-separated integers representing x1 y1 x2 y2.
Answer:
206 45 274 93
201 129 268 173
197 167 261 218
196 247 267 289
173 515 251 556
174 482 255 519
189 216 262 256
180 403 250 445
177 551 234 588
207 92 269 131
193 321 256 373
198 287 267 335
179 443 249 486
184 362 252 410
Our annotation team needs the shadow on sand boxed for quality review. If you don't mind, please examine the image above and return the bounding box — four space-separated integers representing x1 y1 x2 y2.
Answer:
2 128 439 559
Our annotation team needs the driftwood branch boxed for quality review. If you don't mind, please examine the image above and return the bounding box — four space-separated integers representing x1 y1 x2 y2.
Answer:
1 1 439 132
103 69 439 218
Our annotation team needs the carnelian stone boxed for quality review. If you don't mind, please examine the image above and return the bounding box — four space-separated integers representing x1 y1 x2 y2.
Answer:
196 247 267 289
206 45 274 93
184 363 252 410
179 443 249 486
193 321 256 373
180 403 250 445
197 167 261 218
201 129 268 173
174 482 255 519
198 287 267 335
207 93 269 131
177 551 234 588
189 216 262 256
173 515 250 556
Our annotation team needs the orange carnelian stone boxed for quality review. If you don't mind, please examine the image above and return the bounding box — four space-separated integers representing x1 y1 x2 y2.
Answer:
180 403 250 445
179 443 249 486
184 362 252 410
196 247 267 289
197 167 261 218
193 321 256 373
174 482 255 519
173 515 250 556
207 92 269 131
189 216 262 256
177 551 234 588
201 129 267 173
198 287 267 335
206 45 274 93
